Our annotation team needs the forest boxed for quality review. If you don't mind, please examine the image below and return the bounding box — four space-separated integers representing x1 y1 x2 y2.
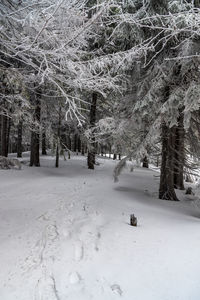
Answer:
1 1 200 300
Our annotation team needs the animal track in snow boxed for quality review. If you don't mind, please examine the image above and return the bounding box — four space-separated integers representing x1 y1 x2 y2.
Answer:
110 284 123 296
74 242 84 261
69 271 81 285
34 273 60 300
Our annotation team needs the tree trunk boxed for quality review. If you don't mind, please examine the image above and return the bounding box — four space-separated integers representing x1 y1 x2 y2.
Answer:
173 113 185 190
159 122 179 201
81 142 85 155
17 120 23 158
67 135 71 151
55 106 61 168
88 93 97 169
42 131 47 155
30 91 41 167
73 134 77 152
1 115 8 157
194 0 200 8
113 153 117 160
6 116 11 156
142 156 149 168
0 116 2 155
78 136 81 153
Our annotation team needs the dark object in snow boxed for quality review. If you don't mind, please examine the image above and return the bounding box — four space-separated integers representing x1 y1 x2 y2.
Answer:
0 156 21 170
130 214 137 226
185 187 194 195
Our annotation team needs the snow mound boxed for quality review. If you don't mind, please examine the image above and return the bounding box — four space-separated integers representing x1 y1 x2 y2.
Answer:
0 156 21 170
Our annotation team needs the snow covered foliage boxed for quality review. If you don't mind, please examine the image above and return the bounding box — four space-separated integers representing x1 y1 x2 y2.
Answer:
0 156 21 170
0 0 133 123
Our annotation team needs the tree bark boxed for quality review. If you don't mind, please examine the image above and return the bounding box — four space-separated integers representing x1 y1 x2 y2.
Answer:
73 134 77 152
0 116 2 155
42 131 47 155
30 91 41 167
142 156 149 168
6 115 12 155
81 142 85 155
88 93 97 169
173 113 185 190
159 122 179 201
1 115 8 157
55 105 61 168
194 0 200 8
17 120 23 158
113 153 117 160
77 136 81 153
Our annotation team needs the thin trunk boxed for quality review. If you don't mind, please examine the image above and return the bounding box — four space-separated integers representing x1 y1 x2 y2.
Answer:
113 153 117 160
6 116 11 155
0 116 2 155
17 120 23 158
1 115 8 157
30 91 41 167
81 142 85 155
88 93 97 169
73 134 77 152
78 136 81 153
109 145 112 158
42 131 47 155
101 146 104 156
55 106 61 168
66 135 71 151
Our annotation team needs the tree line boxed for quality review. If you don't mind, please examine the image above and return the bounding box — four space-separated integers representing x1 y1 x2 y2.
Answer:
1 0 200 200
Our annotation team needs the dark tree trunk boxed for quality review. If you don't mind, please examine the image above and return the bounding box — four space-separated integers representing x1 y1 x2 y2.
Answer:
73 134 77 153
6 116 11 156
81 142 85 155
173 113 185 190
30 91 41 167
1 115 8 157
30 129 40 166
0 116 2 155
118 154 121 160
42 131 47 155
55 106 61 168
109 145 112 158
159 122 179 201
85 145 88 154
67 135 71 151
194 0 200 8
88 93 97 169
142 156 149 168
101 146 104 156
113 153 117 160
77 136 81 153
17 120 23 158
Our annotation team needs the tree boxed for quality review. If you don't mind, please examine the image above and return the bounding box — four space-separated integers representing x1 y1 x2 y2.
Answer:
87 93 97 169
30 87 41 167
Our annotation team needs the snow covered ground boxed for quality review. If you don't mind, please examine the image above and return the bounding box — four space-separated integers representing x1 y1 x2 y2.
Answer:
0 154 200 300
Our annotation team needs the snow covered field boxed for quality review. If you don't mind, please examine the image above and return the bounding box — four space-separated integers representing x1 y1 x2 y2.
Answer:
0 155 200 300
